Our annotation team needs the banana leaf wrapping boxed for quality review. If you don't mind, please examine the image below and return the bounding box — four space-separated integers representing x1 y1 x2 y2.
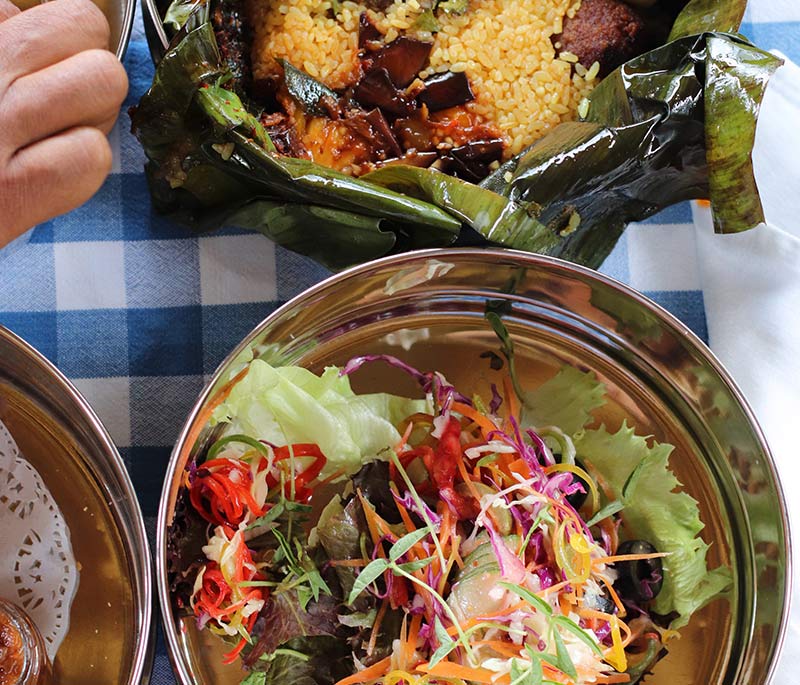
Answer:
131 0 782 270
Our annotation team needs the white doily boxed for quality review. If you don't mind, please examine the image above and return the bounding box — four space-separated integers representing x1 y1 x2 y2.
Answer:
0 419 79 660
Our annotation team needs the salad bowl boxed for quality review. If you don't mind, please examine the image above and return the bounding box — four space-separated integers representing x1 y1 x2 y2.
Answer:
157 249 790 685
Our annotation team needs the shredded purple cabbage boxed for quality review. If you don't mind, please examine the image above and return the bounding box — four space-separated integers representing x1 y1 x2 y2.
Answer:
535 566 557 590
392 489 442 529
489 383 503 414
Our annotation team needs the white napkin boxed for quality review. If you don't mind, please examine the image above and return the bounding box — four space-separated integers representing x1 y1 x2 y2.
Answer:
693 54 800 682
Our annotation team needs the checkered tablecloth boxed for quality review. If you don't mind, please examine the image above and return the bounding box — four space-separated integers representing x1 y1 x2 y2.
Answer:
0 3 797 682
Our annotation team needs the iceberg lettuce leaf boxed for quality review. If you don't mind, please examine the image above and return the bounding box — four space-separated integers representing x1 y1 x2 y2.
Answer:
574 422 731 628
211 359 430 476
522 367 606 435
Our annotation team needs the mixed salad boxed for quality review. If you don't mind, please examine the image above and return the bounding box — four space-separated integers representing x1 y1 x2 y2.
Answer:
168 354 731 685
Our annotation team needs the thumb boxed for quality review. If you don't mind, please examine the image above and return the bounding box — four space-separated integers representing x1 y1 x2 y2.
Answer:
0 0 20 22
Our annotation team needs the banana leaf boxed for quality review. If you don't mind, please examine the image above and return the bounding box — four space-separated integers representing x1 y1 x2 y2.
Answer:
131 0 781 271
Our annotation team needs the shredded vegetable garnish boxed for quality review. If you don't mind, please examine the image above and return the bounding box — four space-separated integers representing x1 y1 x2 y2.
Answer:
171 356 728 685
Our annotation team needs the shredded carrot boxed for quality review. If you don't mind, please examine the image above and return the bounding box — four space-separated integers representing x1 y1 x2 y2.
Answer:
537 579 572 597
416 661 499 684
594 551 669 567
316 468 346 488
389 483 418 536
329 559 368 568
503 375 520 425
404 612 423 669
595 674 632 684
333 656 392 685
598 575 626 617
395 420 415 453
455 455 484 507
445 600 529 638
367 599 389 658
473 639 523 659
579 609 633 648
582 459 617 503
558 593 573 617
452 401 500 439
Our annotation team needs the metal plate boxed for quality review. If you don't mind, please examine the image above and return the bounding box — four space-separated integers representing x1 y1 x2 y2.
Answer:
0 326 153 685
158 248 790 685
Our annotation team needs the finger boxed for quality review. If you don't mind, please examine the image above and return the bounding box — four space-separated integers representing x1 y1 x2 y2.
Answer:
2 126 111 238
0 0 110 84
97 113 119 136
0 0 20 23
3 49 127 148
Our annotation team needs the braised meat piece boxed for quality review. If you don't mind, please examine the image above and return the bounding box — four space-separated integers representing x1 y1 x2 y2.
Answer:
557 0 646 76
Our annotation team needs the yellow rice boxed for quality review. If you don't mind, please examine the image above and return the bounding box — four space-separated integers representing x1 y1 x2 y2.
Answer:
247 0 598 156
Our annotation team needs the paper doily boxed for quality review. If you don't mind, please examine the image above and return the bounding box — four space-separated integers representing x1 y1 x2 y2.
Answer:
0 419 79 660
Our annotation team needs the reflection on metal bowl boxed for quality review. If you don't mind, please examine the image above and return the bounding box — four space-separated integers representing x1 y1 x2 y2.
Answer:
0 326 153 685
158 248 790 685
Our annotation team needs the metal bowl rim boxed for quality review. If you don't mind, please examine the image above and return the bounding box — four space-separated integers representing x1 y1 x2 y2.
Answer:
0 325 155 685
156 247 792 685
116 0 137 60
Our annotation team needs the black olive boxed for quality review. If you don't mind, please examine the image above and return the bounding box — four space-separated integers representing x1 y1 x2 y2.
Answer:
614 539 664 602
553 453 590 510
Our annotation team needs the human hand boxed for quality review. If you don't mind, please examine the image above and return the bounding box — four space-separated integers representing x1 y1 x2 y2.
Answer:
0 0 128 247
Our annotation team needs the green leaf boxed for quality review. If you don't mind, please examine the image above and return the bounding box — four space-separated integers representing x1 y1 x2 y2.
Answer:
576 423 732 627
212 359 430 478
414 8 440 32
362 164 545 251
239 671 266 685
550 616 603 656
395 555 437 573
389 527 432 561
163 0 204 30
196 83 275 151
668 0 747 40
133 8 779 270
246 590 340 664
498 581 552 617
347 558 390 604
481 33 781 265
551 628 577 680
437 0 469 13
585 500 624 528
428 617 456 667
704 36 783 233
225 198 398 271
521 366 606 436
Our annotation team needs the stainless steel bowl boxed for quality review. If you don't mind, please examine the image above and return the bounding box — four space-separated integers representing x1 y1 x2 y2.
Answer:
158 248 790 685
0 326 154 684
140 0 169 62
110 0 136 60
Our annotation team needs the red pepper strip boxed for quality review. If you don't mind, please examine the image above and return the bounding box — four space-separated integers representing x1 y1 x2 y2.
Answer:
221 611 259 665
422 417 479 520
389 575 409 610
189 457 269 527
266 444 327 502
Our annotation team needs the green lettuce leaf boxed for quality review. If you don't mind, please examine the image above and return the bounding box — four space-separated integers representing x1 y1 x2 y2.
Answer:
574 422 732 628
246 590 339 665
521 367 606 435
211 360 431 476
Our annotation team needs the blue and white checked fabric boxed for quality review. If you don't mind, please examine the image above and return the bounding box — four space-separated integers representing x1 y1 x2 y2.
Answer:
0 3 797 682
